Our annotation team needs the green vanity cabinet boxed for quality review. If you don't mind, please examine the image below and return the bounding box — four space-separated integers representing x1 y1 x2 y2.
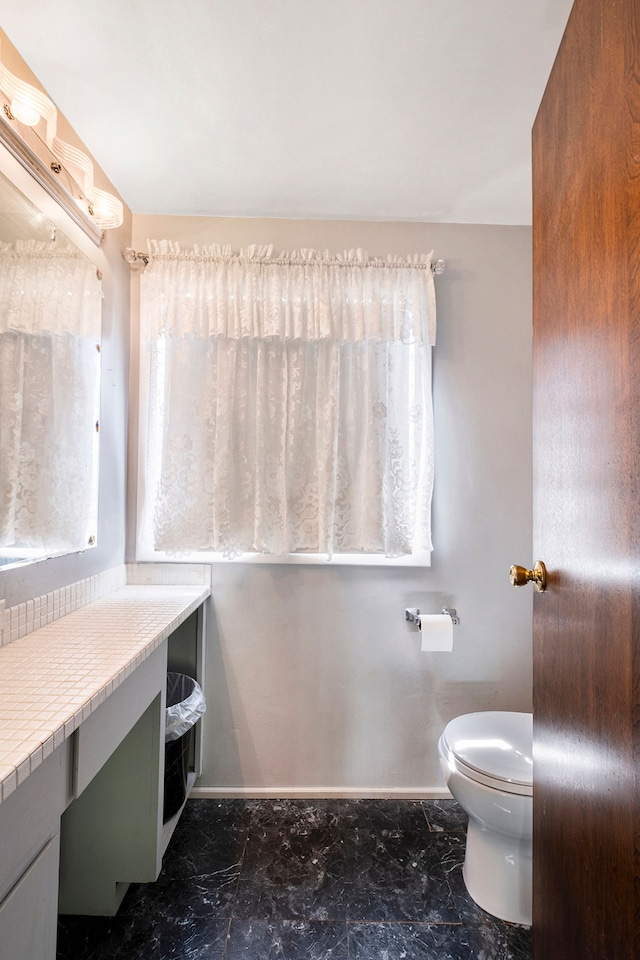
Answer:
0 743 71 960
0 592 207 959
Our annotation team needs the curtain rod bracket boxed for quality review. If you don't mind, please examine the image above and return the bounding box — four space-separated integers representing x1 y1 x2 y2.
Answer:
123 247 149 266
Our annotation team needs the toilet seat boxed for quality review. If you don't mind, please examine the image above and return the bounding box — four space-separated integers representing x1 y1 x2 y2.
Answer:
440 711 533 797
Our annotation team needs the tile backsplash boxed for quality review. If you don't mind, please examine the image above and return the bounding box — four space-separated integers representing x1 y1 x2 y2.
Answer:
1 563 211 648
126 562 211 586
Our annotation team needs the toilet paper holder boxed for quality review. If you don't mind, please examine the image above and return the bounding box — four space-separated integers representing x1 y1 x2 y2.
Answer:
405 607 460 626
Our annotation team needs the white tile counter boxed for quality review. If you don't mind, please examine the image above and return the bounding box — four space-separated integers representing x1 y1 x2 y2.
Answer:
0 584 210 806
0 569 210 955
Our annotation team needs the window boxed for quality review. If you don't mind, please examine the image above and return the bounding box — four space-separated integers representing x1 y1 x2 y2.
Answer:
138 242 436 562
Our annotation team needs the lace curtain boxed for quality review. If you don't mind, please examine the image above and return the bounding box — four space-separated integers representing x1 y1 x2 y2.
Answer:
0 241 102 550
140 241 436 559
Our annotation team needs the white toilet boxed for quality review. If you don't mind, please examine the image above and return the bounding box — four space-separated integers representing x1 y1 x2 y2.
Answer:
438 711 533 926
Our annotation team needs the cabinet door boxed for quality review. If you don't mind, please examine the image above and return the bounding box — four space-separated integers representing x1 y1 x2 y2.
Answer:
59 692 163 916
0 834 60 960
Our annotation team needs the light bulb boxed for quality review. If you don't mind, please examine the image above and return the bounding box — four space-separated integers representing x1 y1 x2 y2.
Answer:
86 186 124 229
10 97 40 126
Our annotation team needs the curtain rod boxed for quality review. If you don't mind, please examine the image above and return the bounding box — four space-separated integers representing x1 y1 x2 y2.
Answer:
122 247 445 274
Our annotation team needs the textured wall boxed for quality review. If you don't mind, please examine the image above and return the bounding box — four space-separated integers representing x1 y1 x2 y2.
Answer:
132 217 533 795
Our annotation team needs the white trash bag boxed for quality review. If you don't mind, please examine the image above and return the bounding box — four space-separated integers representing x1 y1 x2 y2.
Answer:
165 672 206 742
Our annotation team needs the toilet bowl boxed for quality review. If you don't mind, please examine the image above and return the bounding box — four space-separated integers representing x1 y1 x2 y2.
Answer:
438 711 533 926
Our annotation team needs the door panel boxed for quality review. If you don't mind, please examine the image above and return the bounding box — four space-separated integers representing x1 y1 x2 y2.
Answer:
532 1 640 956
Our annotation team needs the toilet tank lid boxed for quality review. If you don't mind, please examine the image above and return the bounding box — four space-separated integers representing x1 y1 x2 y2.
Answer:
442 711 533 786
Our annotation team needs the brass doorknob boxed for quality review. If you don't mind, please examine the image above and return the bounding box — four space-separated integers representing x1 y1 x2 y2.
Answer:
509 560 547 592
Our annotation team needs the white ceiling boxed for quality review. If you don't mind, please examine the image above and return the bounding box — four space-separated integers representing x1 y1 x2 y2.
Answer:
0 0 573 225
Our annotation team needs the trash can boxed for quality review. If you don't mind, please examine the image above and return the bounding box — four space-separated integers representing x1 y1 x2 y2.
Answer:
163 672 206 822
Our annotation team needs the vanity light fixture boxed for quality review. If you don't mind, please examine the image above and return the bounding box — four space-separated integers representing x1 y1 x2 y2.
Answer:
0 45 123 236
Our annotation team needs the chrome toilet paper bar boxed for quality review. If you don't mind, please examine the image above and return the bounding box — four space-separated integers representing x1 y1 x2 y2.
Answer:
405 607 460 626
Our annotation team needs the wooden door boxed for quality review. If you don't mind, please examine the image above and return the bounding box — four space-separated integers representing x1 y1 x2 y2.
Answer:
532 0 640 956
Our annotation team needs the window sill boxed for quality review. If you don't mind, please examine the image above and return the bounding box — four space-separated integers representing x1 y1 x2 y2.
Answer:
135 545 432 568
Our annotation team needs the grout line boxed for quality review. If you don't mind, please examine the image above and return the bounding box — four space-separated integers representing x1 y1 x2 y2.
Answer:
220 917 232 960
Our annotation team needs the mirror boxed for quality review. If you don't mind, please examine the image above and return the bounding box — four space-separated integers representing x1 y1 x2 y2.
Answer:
0 170 101 569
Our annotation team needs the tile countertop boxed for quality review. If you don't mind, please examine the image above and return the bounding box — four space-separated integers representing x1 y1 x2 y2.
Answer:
0 584 210 806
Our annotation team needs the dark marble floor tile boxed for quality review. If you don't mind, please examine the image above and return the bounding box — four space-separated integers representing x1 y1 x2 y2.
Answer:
348 920 532 960
422 799 468 833
127 863 241 921
57 913 229 960
341 799 453 923
239 798 352 850
345 799 430 839
465 922 532 960
240 798 352 833
224 919 348 959
231 797 354 920
345 829 458 922
232 815 348 920
142 799 245 918
159 798 248 879
347 922 476 960
240 798 430 840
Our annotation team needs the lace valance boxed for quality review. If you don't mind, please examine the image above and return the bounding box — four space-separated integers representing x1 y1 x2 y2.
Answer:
142 241 436 345
0 240 102 337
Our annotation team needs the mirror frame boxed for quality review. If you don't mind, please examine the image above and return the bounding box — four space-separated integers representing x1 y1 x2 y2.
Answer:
0 131 105 573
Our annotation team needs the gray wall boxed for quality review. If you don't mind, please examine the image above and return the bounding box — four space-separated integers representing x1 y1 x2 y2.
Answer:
132 217 533 795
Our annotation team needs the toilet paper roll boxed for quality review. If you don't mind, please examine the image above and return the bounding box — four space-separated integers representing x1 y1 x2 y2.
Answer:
418 614 454 652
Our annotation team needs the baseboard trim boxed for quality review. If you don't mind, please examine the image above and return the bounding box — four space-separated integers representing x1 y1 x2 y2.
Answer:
189 786 452 801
